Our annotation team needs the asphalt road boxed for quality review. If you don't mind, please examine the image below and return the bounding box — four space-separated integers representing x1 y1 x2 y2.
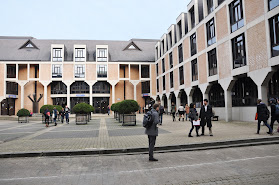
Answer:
0 144 279 185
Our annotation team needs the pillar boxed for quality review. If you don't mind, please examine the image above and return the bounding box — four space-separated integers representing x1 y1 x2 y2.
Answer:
43 85 47 105
112 85 115 104
89 85 93 106
18 81 28 109
185 88 193 105
257 85 268 104
175 91 180 111
67 85 70 108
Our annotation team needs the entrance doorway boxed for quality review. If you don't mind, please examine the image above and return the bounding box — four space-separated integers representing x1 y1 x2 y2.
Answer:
93 97 109 114
52 97 67 108
1 98 15 116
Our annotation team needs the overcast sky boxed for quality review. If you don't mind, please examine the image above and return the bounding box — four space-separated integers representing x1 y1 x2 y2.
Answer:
1 0 191 40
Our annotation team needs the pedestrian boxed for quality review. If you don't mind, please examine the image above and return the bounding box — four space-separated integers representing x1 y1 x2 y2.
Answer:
142 106 145 114
270 98 279 131
257 99 273 135
145 103 160 162
107 106 110 116
171 102 176 122
159 101 164 125
188 103 200 137
185 104 190 121
53 107 58 126
44 108 50 127
200 99 213 136
65 105 70 124
60 108 65 123
178 104 185 121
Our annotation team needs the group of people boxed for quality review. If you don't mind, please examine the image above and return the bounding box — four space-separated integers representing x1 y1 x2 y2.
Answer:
44 106 70 127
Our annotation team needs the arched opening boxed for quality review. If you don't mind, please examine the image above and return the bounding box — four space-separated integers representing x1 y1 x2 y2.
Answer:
268 69 279 100
209 83 225 107
156 95 160 102
179 89 188 106
70 81 89 111
92 81 110 94
93 81 111 114
192 88 203 108
232 77 258 106
51 81 67 108
169 92 176 105
162 94 167 109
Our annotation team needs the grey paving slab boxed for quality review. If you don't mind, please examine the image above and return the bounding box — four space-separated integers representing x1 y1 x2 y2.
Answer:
108 128 170 136
32 130 99 139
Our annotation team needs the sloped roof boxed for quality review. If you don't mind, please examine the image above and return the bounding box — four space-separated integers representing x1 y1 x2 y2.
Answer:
0 37 158 62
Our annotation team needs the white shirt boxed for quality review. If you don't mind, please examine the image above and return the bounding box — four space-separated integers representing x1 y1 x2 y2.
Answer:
178 106 184 111
205 105 208 112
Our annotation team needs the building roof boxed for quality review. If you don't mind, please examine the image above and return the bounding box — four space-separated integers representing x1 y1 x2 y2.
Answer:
0 37 158 62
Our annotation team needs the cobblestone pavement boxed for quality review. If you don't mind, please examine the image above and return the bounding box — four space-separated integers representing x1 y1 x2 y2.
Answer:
0 144 278 185
0 114 278 153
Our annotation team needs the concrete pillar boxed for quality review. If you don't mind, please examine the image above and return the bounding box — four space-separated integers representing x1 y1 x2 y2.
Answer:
67 85 71 108
175 91 180 111
129 81 140 101
18 81 28 108
199 83 210 103
108 80 118 104
257 85 268 104
185 88 193 105
40 81 50 106
89 85 93 106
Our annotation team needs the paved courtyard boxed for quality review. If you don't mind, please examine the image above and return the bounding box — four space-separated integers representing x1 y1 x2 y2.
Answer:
0 114 278 154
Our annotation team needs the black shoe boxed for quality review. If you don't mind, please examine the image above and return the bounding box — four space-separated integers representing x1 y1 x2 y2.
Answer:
188 135 193 137
197 135 200 137
55 123 57 126
201 133 204 136
149 158 158 162
267 132 271 134
178 118 180 121
210 134 213 136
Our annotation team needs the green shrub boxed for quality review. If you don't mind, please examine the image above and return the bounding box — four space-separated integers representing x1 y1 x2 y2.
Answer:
118 100 139 114
111 103 115 111
17 108 30 117
40 105 54 114
113 102 121 112
53 105 63 112
72 103 93 114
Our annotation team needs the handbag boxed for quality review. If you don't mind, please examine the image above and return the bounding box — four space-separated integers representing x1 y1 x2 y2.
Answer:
255 113 258 120
193 120 200 126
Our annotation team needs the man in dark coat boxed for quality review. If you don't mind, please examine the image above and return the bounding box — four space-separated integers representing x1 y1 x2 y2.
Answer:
145 103 160 161
199 99 213 136
257 99 273 135
270 98 279 130
158 101 164 125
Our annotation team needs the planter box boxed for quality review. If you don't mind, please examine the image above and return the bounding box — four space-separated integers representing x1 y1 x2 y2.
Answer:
76 114 88 125
18 116 29 123
42 114 53 124
87 114 91 122
119 114 136 126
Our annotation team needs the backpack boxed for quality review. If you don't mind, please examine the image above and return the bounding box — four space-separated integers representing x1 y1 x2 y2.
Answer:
143 111 153 128
275 104 279 115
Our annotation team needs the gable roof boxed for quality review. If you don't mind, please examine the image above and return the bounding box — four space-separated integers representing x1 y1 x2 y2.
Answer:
123 41 141 51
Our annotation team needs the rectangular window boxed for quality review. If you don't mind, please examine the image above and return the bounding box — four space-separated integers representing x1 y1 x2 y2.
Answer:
97 65 107 78
75 48 85 62
142 81 150 94
208 49 218 76
190 33 197 56
178 44 183 63
7 64 16 78
269 14 279 57
229 0 244 33
179 66 184 85
75 65 85 78
232 34 246 69
198 0 204 22
161 40 165 54
52 64 62 78
141 65 150 78
169 52 173 69
170 71 174 88
163 76 166 90
157 79 159 92
162 58 165 73
97 48 107 62
206 18 216 46
269 0 279 10
207 0 214 14
168 31 173 48
218 0 225 5
177 21 182 40
191 59 198 81
6 82 18 95
156 47 159 60
52 48 63 62
156 63 159 76
190 7 195 29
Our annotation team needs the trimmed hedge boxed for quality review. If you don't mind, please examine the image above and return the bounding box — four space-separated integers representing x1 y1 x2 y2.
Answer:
17 108 30 117
72 103 94 114
118 100 139 114
40 105 54 114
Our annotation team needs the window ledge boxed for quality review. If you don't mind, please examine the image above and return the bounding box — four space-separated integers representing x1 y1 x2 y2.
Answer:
208 74 219 82
232 66 249 77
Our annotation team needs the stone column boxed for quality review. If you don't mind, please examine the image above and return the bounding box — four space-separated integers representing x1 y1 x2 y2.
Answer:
130 80 140 101
87 81 97 106
175 91 180 111
18 81 28 108
199 83 210 102
40 81 51 105
63 81 73 109
185 87 193 105
108 80 118 104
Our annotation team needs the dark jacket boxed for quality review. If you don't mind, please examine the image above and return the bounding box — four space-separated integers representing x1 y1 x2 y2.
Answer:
159 105 164 115
188 108 198 121
270 103 276 118
257 103 270 121
199 104 213 119
44 109 50 117
60 110 65 116
145 108 159 136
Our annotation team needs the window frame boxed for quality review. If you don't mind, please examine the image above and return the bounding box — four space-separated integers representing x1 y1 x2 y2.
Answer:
207 0 214 14
162 58 165 73
97 48 108 62
269 14 279 57
97 64 108 78
229 0 244 33
170 71 174 88
208 48 218 76
190 7 195 29
232 33 246 69
163 75 166 90
269 0 279 10
191 59 198 81
190 33 197 56
52 48 63 62
179 66 184 85
178 44 183 63
75 48 85 62
206 18 216 46
169 52 173 69
52 64 62 78
74 64 85 78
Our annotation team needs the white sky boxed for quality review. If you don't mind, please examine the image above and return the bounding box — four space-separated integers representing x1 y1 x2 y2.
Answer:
1 0 191 40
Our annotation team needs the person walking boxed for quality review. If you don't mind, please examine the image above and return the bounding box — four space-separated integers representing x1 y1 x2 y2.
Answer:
159 102 164 125
145 103 160 162
270 98 279 131
185 104 190 121
257 99 273 135
107 106 110 116
171 102 176 122
60 108 65 124
44 108 50 127
53 107 58 126
65 105 70 124
188 103 200 137
200 99 213 136
178 104 185 121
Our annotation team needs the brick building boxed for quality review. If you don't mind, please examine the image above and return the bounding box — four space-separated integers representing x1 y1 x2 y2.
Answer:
0 38 158 115
155 0 279 122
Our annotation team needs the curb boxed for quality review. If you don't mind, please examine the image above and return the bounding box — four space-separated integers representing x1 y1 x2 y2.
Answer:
1 136 279 158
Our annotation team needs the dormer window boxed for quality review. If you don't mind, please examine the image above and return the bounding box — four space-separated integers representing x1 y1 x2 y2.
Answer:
53 48 63 62
19 40 39 49
97 48 107 62
75 48 85 62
